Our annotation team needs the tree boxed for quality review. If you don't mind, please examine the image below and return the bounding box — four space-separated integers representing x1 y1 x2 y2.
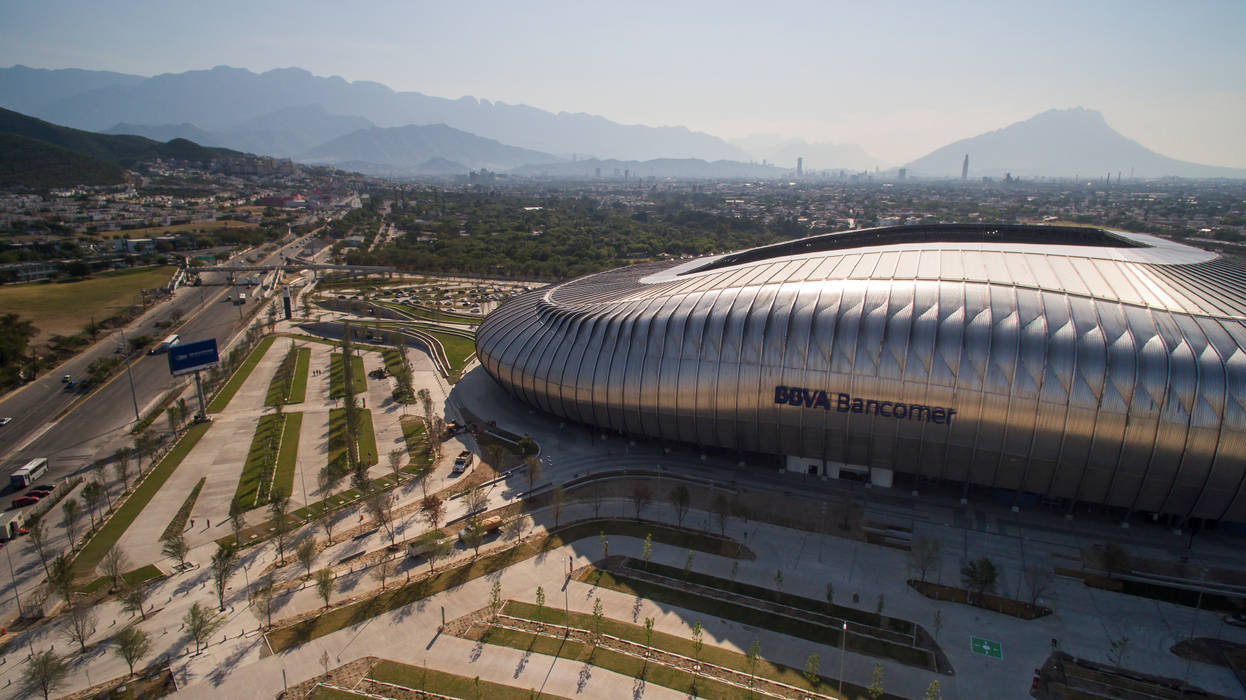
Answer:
416 530 449 572
643 616 655 652
296 537 318 578
524 455 541 493
587 483 605 518
631 483 652 520
1025 565 1054 605
550 484 566 527
826 581 834 605
101 547 130 592
923 680 942 700
81 482 104 529
112 448 131 493
1107 634 1130 666
134 429 159 477
535 585 546 625
600 531 609 560
270 487 291 564
184 601 223 654
747 638 761 684
868 661 885 699
251 576 277 629
462 516 486 558
712 494 731 536
907 536 941 583
63 601 97 652
691 621 704 666
367 491 397 547
372 557 395 591
161 532 190 569
669 485 691 526
593 598 605 639
642 533 653 563
47 554 74 604
388 448 404 482
229 498 247 543
490 580 503 620
211 544 237 611
121 583 149 620
421 494 445 530
464 485 487 517
933 610 942 639
113 625 151 675
166 406 179 434
60 498 81 550
803 653 820 686
22 650 68 700
416 388 433 427
877 593 885 615
315 568 335 609
25 514 51 577
960 557 998 604
773 568 783 591
505 515 529 543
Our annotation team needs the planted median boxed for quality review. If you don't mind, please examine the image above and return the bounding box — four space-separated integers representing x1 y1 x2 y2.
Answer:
207 335 275 412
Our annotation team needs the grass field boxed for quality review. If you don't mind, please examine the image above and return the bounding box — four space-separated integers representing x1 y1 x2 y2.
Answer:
77 563 164 595
367 660 568 699
399 418 434 472
328 353 366 399
207 336 275 412
71 421 211 580
425 329 475 373
0 265 175 342
161 477 206 541
234 414 286 510
274 412 302 500
265 345 310 406
328 408 377 470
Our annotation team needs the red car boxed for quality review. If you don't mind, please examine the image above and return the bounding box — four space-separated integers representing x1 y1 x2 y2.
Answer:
29 484 54 495
12 496 40 508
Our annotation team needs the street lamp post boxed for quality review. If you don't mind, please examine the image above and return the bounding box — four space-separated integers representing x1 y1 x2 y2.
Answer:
118 328 142 424
1186 568 1208 682
838 620 848 694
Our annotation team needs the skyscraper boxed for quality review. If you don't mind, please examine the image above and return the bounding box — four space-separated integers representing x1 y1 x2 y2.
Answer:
797 157 804 177
961 154 969 181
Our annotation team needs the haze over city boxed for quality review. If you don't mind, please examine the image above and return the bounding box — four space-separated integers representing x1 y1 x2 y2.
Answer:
3 0 1245 169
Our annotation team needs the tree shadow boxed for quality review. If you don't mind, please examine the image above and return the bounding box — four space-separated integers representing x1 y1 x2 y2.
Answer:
207 637 254 686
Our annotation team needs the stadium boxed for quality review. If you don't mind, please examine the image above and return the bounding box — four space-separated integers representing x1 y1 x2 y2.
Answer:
476 224 1246 524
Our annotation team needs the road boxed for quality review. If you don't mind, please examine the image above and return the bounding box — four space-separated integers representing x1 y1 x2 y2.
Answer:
0 233 317 483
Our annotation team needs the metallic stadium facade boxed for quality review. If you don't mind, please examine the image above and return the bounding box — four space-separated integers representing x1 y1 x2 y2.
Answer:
476 224 1246 523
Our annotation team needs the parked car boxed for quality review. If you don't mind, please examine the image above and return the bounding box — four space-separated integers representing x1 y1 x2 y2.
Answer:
12 496 40 508
450 450 474 476
29 484 55 495
0 417 11 426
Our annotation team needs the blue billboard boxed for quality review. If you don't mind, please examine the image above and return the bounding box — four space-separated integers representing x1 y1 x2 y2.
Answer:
168 338 220 376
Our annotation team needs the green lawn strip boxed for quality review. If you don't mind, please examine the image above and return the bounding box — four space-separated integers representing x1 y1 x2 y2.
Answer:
583 568 932 670
160 477 206 542
500 599 900 698
367 660 568 699
234 414 285 511
328 353 345 398
328 408 377 471
380 301 482 325
288 347 310 403
207 336 275 412
264 521 749 653
273 412 302 500
76 564 164 595
219 472 398 549
382 349 405 375
482 624 884 700
348 354 366 393
71 422 211 580
634 559 913 636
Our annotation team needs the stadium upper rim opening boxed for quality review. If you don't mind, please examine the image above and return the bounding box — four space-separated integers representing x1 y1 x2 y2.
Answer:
680 223 1149 275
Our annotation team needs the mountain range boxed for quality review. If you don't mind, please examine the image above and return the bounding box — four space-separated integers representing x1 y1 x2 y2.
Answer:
903 107 1246 180
0 64 1242 181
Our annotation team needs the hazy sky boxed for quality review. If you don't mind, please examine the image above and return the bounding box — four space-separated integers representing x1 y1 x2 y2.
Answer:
3 0 1245 167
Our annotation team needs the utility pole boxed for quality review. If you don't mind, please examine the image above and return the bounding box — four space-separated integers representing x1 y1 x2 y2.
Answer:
838 620 848 694
118 328 141 424
5 544 23 617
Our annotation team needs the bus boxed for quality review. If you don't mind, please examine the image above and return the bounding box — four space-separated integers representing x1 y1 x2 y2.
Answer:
10 458 48 488
150 334 181 355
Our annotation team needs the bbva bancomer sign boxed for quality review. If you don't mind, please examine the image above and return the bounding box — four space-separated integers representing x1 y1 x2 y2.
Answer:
773 385 957 425
477 224 1246 522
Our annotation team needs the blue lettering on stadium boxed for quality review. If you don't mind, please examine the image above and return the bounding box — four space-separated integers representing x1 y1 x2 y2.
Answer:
773 385 957 425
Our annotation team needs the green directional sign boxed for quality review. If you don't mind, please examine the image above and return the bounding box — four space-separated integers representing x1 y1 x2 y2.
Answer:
971 636 1003 659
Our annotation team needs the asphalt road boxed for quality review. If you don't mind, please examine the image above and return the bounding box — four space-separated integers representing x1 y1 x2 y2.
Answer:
0 234 314 484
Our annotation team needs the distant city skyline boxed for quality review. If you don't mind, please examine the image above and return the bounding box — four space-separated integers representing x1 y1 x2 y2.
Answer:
3 0 1244 168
